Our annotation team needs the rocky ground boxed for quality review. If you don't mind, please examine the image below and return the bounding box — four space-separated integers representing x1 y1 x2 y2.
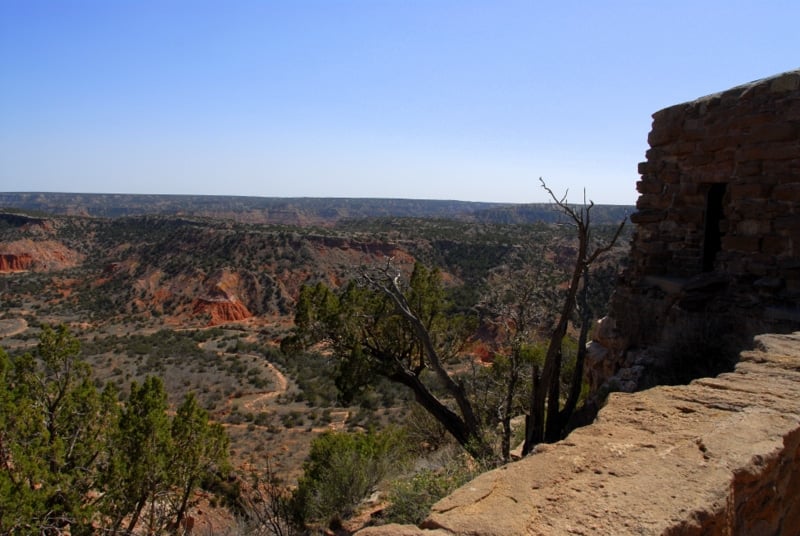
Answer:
359 332 800 535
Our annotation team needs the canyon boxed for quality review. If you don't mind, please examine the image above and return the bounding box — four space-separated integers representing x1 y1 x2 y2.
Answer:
1 69 797 534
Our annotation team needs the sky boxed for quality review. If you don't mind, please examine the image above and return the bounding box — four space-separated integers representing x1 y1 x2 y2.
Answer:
1 1 798 204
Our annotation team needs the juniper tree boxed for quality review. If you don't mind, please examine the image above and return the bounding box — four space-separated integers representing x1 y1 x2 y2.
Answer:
291 263 491 460
0 325 118 535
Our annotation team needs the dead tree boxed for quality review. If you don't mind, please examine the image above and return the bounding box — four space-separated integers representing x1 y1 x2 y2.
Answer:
522 179 625 454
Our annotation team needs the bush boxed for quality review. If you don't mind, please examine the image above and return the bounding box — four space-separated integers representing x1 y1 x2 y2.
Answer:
385 469 458 525
292 428 406 527
383 445 490 525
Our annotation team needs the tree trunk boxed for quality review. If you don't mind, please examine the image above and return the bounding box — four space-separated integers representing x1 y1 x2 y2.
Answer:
391 370 490 459
523 364 542 455
125 494 148 535
544 348 562 443
558 265 592 435
523 204 588 454
173 477 196 534
402 304 486 452
500 353 520 461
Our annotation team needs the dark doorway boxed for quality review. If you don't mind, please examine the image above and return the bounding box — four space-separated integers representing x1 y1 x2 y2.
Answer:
702 183 727 272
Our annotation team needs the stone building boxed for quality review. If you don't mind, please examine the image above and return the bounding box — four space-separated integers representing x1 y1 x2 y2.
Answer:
589 69 800 394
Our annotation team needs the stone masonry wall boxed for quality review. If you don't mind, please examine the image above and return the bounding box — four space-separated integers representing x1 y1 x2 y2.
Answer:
633 70 800 284
588 70 800 395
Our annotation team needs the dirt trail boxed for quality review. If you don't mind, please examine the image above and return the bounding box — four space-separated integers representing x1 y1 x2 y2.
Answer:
240 360 289 413
0 318 28 338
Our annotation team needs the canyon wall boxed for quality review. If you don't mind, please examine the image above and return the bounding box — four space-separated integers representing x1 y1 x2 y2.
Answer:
0 253 33 272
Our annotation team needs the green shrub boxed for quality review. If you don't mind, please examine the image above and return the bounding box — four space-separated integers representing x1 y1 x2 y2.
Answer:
385 469 460 525
292 428 406 527
384 448 485 525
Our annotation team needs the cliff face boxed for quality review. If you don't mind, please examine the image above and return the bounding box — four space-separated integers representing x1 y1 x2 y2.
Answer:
192 298 252 325
360 332 800 536
0 253 33 272
0 240 82 272
191 270 253 325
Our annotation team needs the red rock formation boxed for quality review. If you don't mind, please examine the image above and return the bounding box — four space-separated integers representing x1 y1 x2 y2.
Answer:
0 253 33 272
189 269 256 325
192 297 252 326
0 240 82 272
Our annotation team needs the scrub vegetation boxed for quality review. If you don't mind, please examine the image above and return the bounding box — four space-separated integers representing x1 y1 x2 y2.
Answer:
0 191 630 533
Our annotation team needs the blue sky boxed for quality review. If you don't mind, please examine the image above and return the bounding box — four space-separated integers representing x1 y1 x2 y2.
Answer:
1 1 798 204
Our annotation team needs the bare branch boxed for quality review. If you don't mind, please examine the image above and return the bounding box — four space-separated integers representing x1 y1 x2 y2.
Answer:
586 217 626 265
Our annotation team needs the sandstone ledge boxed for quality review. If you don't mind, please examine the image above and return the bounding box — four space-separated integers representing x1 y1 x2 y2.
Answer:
359 332 800 535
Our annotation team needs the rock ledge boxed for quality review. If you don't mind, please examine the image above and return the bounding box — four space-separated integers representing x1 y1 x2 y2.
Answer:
359 332 800 535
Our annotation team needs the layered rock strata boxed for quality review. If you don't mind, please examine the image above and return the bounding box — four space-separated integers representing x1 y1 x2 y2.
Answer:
0 240 82 272
0 253 33 272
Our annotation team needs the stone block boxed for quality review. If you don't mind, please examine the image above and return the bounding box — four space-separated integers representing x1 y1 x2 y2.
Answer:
636 180 663 195
648 123 682 147
785 278 800 293
733 159 762 176
712 147 738 163
680 193 705 206
748 122 799 143
754 276 784 291
736 112 776 128
722 235 761 253
774 216 800 234
673 140 698 155
738 143 800 161
672 206 704 224
743 258 771 277
730 183 770 200
694 165 735 183
639 241 665 254
773 183 800 202
686 153 715 166
731 199 769 218
787 100 800 120
661 170 683 184
667 240 689 252
762 159 800 174
651 102 689 123
769 72 800 92
639 193 672 210
658 220 680 235
702 135 736 152
738 219 771 237
629 209 665 224
762 236 789 257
